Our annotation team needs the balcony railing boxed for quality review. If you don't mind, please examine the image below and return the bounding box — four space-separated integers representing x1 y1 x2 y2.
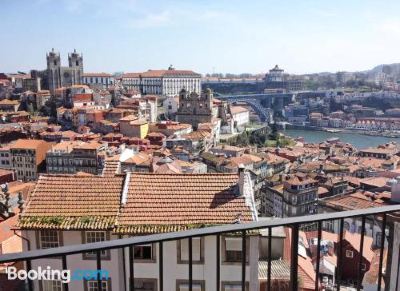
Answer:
1 204 400 291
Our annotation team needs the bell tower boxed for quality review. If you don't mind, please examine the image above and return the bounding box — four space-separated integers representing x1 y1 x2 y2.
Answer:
46 48 61 93
68 49 83 85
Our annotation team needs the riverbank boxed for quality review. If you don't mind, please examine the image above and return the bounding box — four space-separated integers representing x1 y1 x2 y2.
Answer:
282 129 400 148
282 124 400 138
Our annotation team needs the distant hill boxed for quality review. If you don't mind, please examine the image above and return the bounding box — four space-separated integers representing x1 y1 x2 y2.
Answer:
367 63 400 79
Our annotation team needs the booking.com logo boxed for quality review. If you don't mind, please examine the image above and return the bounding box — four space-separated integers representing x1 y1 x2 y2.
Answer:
7 266 109 283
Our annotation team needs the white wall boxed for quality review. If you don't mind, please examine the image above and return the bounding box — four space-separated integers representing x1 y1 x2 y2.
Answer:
22 231 260 291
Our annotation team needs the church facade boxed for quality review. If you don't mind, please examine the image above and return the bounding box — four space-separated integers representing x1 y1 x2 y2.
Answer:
176 88 213 129
46 49 83 93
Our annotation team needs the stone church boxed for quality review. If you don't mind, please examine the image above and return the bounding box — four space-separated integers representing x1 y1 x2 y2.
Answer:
176 88 213 129
46 49 83 93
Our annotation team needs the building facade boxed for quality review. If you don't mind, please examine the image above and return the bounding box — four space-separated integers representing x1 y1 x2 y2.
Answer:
176 88 213 129
47 49 83 93
262 175 318 218
82 73 115 89
9 139 52 181
46 141 106 175
121 66 201 97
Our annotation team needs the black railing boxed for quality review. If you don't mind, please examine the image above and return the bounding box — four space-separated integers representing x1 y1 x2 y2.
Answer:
1 204 400 291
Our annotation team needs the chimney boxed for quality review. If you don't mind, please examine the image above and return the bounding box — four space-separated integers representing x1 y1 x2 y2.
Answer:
237 165 258 221
238 164 246 196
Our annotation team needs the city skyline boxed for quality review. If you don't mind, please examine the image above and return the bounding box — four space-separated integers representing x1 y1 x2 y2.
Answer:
2 0 400 75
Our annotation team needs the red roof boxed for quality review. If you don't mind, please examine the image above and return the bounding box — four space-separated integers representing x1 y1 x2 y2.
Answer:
116 173 253 234
73 93 93 103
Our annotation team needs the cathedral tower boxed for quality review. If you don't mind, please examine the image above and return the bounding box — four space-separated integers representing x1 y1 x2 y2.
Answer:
46 48 61 93
68 49 83 85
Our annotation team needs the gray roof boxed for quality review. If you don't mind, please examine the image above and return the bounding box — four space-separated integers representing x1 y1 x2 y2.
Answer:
258 260 291 280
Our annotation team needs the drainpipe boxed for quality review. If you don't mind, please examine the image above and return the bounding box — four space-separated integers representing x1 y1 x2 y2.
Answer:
13 229 31 251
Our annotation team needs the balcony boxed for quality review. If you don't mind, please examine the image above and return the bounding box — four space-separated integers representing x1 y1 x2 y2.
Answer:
1 205 400 291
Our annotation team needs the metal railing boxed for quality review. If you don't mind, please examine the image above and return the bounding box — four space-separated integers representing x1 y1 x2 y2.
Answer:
1 204 400 291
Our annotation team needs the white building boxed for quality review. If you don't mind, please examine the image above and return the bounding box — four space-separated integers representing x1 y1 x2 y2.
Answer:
121 67 201 97
163 95 180 118
231 106 250 128
82 73 115 89
20 171 260 291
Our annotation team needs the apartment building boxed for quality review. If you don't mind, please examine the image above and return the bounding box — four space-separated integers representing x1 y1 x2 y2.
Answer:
46 141 106 175
0 145 12 169
262 174 318 218
9 139 52 181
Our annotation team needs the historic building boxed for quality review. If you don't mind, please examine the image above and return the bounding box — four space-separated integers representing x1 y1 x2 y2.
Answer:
121 66 201 96
263 65 304 92
82 72 115 89
46 49 83 93
9 139 52 182
176 88 213 129
46 141 106 175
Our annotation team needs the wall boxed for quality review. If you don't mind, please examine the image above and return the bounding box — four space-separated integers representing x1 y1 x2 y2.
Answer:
22 230 261 291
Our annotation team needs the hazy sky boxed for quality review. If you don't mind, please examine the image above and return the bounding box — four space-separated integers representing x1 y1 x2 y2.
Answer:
1 0 400 75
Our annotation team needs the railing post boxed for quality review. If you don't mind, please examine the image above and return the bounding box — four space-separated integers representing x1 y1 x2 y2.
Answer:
129 246 134 291
159 242 163 291
357 216 366 291
189 237 193 291
62 255 69 291
216 234 220 291
241 230 246 291
267 227 272 291
96 251 102 291
388 220 400 291
377 214 387 291
26 259 33 291
290 224 299 291
336 218 344 291
315 221 322 290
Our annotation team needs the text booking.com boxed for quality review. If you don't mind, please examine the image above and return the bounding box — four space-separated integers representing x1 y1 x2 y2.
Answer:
7 266 109 283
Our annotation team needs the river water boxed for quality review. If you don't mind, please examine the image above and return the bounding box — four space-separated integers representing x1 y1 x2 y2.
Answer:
282 129 400 149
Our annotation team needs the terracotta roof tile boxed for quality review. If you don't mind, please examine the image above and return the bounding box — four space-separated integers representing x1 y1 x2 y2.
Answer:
18 175 124 230
115 173 253 234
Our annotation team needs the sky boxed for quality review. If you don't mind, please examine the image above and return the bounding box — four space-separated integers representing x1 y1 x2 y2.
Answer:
1 0 400 75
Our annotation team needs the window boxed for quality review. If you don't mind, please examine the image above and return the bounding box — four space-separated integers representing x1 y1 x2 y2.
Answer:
224 237 248 263
346 250 354 258
178 238 203 263
39 230 60 249
42 280 63 291
222 282 249 291
83 231 110 260
85 280 109 291
134 244 154 261
133 279 157 291
177 280 204 291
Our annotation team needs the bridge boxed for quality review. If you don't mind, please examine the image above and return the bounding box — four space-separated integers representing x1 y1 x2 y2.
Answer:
214 91 327 121
214 92 294 122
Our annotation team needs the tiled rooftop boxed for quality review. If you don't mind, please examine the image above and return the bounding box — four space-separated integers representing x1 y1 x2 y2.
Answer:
18 175 124 230
115 173 253 234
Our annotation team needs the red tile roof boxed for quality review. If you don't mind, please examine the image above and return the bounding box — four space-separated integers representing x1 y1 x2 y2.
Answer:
115 173 253 234
18 175 124 230
83 72 112 77
122 69 201 79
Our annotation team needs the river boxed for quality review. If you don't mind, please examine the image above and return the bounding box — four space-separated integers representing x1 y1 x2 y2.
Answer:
282 129 400 149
